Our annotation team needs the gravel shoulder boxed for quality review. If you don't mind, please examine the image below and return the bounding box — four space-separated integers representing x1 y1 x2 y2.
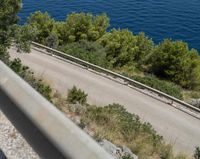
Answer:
0 111 40 159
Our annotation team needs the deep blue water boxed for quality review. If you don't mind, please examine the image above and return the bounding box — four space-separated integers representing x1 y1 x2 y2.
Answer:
19 0 200 51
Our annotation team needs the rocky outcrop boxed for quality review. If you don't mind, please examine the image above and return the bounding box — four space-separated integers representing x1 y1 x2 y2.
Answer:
99 139 138 159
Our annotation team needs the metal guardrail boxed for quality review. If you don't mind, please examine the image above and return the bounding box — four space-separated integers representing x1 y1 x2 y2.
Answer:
31 41 200 114
0 60 114 159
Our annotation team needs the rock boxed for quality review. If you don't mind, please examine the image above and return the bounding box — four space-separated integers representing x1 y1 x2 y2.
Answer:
98 139 138 159
122 146 138 159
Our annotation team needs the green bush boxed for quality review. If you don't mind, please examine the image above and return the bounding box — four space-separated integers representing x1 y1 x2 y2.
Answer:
31 79 52 101
9 58 29 77
60 12 109 43
67 86 88 105
58 40 110 68
148 39 200 89
194 147 200 159
27 11 55 44
9 58 52 101
98 29 138 67
131 75 183 99
121 155 132 159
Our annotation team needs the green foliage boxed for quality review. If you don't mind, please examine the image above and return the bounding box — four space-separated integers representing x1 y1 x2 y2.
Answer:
0 0 21 30
58 40 110 68
26 11 109 45
67 86 88 105
121 155 132 159
27 11 55 44
53 21 67 45
98 30 154 68
12 24 37 52
0 0 32 61
0 0 21 63
194 147 200 159
45 32 59 48
31 79 52 101
135 32 154 65
148 39 200 89
9 58 52 101
99 29 138 67
55 12 109 44
131 75 183 99
9 58 29 76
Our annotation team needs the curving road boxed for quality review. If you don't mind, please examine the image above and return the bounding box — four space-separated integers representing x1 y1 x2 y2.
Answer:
9 47 200 155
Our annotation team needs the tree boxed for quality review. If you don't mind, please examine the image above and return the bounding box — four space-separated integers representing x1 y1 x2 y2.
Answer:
53 21 67 45
57 12 109 43
135 32 154 66
89 13 110 41
0 0 33 62
148 39 200 89
27 11 54 44
45 32 59 48
12 24 37 52
98 29 138 67
0 0 22 63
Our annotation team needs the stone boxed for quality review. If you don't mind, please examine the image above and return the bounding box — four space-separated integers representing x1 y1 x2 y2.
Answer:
98 139 138 159
122 146 138 159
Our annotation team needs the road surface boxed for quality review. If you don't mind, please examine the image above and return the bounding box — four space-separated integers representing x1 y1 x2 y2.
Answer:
9 47 200 155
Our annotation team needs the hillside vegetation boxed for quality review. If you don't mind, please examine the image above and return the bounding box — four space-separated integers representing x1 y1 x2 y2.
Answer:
24 11 200 105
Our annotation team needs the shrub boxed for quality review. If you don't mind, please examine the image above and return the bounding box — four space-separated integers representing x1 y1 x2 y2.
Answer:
67 86 88 105
58 40 110 68
148 39 200 89
131 75 183 99
9 58 52 101
32 79 52 101
194 147 200 159
45 33 59 49
98 29 138 67
62 12 109 42
122 155 132 159
27 11 55 44
9 58 29 77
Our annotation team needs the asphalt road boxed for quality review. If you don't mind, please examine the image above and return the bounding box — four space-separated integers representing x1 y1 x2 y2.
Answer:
9 47 200 155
